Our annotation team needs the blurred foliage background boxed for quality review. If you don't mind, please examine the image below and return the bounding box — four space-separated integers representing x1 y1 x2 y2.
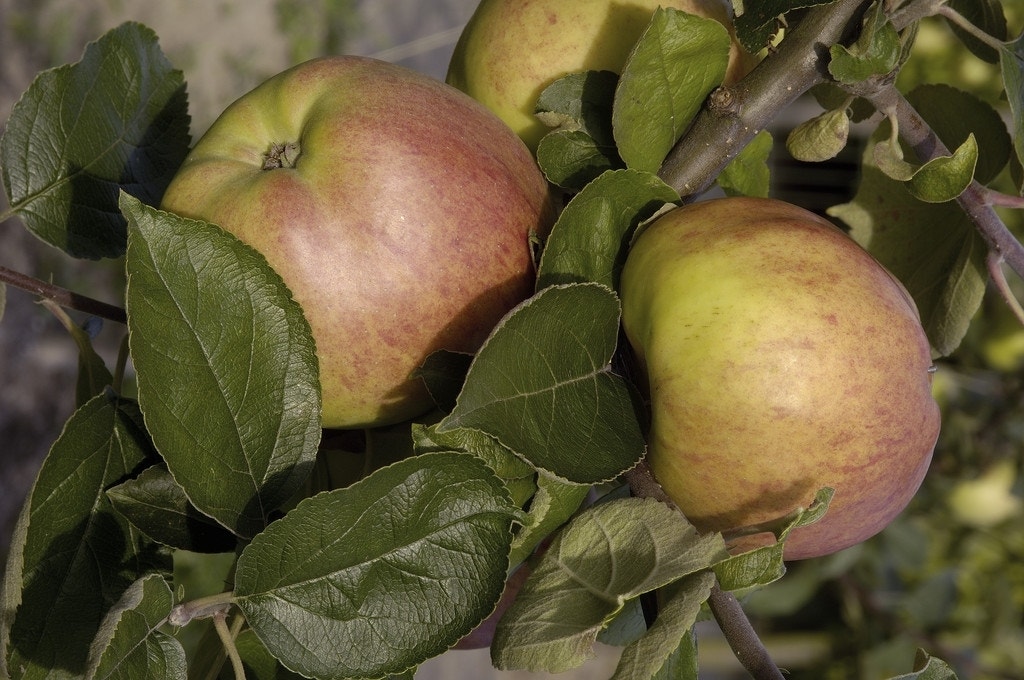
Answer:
1 1 1024 678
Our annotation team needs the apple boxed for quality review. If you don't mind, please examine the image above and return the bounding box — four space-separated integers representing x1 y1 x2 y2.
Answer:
619 197 941 560
161 56 554 429
446 0 756 151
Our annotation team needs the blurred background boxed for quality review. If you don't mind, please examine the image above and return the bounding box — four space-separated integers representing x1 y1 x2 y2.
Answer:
1 1 1023 678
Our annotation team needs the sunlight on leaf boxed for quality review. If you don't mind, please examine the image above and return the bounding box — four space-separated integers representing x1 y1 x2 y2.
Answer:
828 1 901 84
122 194 320 538
787 108 850 162
0 22 189 259
614 8 730 173
439 283 645 484
718 130 773 197
492 497 726 674
234 453 519 680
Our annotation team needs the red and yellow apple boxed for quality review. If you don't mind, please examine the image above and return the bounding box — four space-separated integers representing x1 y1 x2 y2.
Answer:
161 56 554 429
619 197 940 560
446 0 755 151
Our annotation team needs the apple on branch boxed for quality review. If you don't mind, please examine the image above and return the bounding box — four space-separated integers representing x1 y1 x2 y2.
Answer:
160 56 555 429
620 197 941 560
446 0 756 152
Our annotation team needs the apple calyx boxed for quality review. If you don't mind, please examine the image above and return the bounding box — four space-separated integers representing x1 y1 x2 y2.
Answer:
262 141 301 170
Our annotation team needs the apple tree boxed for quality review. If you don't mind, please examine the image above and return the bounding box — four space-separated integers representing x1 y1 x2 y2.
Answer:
1 1 1022 678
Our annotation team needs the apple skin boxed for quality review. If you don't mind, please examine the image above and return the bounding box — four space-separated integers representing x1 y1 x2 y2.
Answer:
446 0 755 152
619 197 941 560
161 56 554 429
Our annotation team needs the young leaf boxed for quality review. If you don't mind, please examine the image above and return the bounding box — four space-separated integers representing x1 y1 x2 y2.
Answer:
438 283 645 484
906 84 1010 185
611 571 716 680
889 649 959 679
1 390 168 679
491 497 726 673
107 465 239 554
84 574 185 680
787 108 851 162
828 128 987 357
536 169 679 291
718 130 773 198
873 134 978 203
122 193 321 538
233 452 519 680
613 8 730 173
0 22 190 259
828 1 901 84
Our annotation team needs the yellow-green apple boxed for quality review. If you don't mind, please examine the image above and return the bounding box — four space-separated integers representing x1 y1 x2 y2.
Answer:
161 56 554 429
619 197 940 560
446 0 755 151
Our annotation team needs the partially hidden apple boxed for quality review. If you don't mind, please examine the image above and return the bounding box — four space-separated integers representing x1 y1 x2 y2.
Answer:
446 0 756 152
161 56 554 429
619 197 941 560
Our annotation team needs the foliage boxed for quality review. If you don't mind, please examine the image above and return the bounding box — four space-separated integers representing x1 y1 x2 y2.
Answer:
0 2 1022 679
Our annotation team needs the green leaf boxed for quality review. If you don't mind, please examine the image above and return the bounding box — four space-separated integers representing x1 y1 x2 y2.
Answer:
537 130 623 191
492 497 726 673
828 1 902 83
536 169 679 291
613 8 731 173
40 300 115 406
906 84 1010 185
508 473 589 567
534 71 623 190
1000 35 1024 173
873 134 978 202
122 193 321 538
107 465 238 554
828 127 987 357
1 390 168 679
734 0 837 53
230 629 306 679
944 0 1006 64
414 350 474 414
787 108 850 162
611 571 715 680
718 130 773 197
233 452 519 680
0 22 190 259
438 283 645 484
84 574 185 680
412 423 537 507
889 649 959 679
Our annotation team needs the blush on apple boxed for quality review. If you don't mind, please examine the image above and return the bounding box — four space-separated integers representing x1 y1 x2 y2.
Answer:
619 197 940 560
161 56 554 429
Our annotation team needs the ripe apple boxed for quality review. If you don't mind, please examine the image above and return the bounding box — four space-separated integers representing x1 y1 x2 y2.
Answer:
446 0 755 151
161 56 554 429
619 197 941 560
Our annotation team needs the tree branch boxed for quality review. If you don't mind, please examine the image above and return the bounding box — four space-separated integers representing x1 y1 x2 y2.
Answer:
658 0 872 199
0 264 127 324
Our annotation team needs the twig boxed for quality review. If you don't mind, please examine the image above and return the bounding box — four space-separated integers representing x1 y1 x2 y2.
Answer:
657 0 872 199
625 459 785 679
707 584 787 680
0 264 126 324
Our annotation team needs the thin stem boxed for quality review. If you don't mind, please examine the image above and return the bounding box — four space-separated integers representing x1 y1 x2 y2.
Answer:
213 610 246 680
936 4 1007 52
0 264 127 324
707 584 787 680
987 251 1024 327
658 0 872 199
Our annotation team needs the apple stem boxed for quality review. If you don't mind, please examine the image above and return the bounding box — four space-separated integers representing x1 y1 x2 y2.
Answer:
0 264 127 324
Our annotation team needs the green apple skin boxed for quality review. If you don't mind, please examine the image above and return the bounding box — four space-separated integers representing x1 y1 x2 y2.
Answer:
619 197 940 560
161 56 554 429
446 0 755 152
